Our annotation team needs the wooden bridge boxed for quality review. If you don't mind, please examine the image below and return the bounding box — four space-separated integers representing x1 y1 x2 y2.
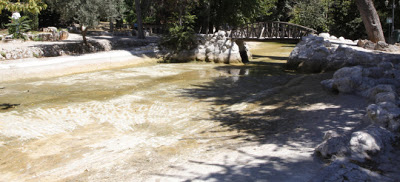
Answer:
230 21 317 42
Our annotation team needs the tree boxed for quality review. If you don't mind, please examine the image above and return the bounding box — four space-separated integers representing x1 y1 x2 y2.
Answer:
47 0 125 45
290 0 330 32
160 0 198 52
328 0 365 40
355 0 385 42
207 0 276 30
102 0 126 33
135 0 145 39
0 0 47 14
265 0 296 22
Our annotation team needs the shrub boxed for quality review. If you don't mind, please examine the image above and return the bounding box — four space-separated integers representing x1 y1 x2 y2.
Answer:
160 25 197 52
6 16 31 40
160 13 198 53
33 36 43 41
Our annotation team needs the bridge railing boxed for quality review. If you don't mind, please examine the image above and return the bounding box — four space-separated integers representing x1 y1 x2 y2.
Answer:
230 21 317 40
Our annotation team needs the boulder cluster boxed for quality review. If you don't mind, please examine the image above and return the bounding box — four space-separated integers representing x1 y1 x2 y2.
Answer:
301 33 400 181
165 31 248 64
0 47 44 60
0 27 69 42
322 63 400 131
0 35 156 60
287 33 400 73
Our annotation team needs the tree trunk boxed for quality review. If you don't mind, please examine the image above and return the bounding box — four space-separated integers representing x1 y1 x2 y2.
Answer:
81 25 88 46
135 0 145 39
355 0 385 43
205 1 210 34
109 17 114 33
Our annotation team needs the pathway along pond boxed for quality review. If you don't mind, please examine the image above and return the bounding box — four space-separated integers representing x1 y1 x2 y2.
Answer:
0 42 368 181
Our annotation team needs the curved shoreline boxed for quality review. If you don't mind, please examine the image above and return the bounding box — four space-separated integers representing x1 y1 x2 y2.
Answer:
0 49 161 83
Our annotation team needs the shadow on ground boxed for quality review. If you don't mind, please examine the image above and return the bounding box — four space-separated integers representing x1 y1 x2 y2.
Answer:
180 63 368 144
173 63 369 181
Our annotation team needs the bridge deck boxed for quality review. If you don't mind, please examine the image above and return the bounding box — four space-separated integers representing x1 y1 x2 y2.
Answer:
230 21 316 41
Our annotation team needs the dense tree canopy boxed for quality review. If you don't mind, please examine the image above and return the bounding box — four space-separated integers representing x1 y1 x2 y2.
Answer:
46 0 126 44
0 0 397 42
0 0 47 14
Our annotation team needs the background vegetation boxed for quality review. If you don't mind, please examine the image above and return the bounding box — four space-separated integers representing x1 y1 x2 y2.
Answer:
0 0 398 41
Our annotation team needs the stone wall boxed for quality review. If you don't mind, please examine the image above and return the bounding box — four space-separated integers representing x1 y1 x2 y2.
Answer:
165 31 250 64
0 37 156 60
287 33 400 73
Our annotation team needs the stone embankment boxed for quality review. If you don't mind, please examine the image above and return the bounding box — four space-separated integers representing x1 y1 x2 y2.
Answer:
291 33 400 181
165 31 250 64
0 35 157 60
288 33 400 73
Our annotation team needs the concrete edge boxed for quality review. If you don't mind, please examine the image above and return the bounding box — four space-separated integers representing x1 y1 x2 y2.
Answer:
0 50 161 83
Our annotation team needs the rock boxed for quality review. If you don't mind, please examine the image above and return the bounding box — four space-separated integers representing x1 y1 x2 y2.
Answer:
37 33 53 41
206 44 215 53
330 35 338 40
315 131 349 158
338 36 345 41
363 84 396 101
387 45 400 52
350 125 394 161
375 92 396 103
287 34 397 73
331 66 363 93
319 33 330 39
59 31 69 40
195 48 207 61
5 35 13 40
43 27 57 34
48 26 58 33
206 52 215 62
217 40 225 47
320 79 335 92
215 31 226 40
378 62 394 70
363 67 384 79
357 39 368 47
366 102 400 131
375 41 389 51
310 159 393 182
363 41 376 50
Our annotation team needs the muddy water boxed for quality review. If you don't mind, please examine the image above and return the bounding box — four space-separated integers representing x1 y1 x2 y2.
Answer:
0 42 301 181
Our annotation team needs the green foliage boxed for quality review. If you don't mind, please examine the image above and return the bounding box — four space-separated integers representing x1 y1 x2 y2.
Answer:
27 12 39 30
328 0 365 40
0 0 47 14
289 0 366 39
6 16 31 40
265 0 296 21
290 0 329 32
47 0 125 29
46 0 126 44
161 12 197 52
161 25 197 52
32 36 43 41
210 0 276 27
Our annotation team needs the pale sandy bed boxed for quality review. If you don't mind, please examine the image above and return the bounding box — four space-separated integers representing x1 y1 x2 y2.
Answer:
0 42 371 181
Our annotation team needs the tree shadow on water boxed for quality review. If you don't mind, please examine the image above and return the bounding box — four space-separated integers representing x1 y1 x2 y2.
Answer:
170 66 371 181
180 66 368 144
